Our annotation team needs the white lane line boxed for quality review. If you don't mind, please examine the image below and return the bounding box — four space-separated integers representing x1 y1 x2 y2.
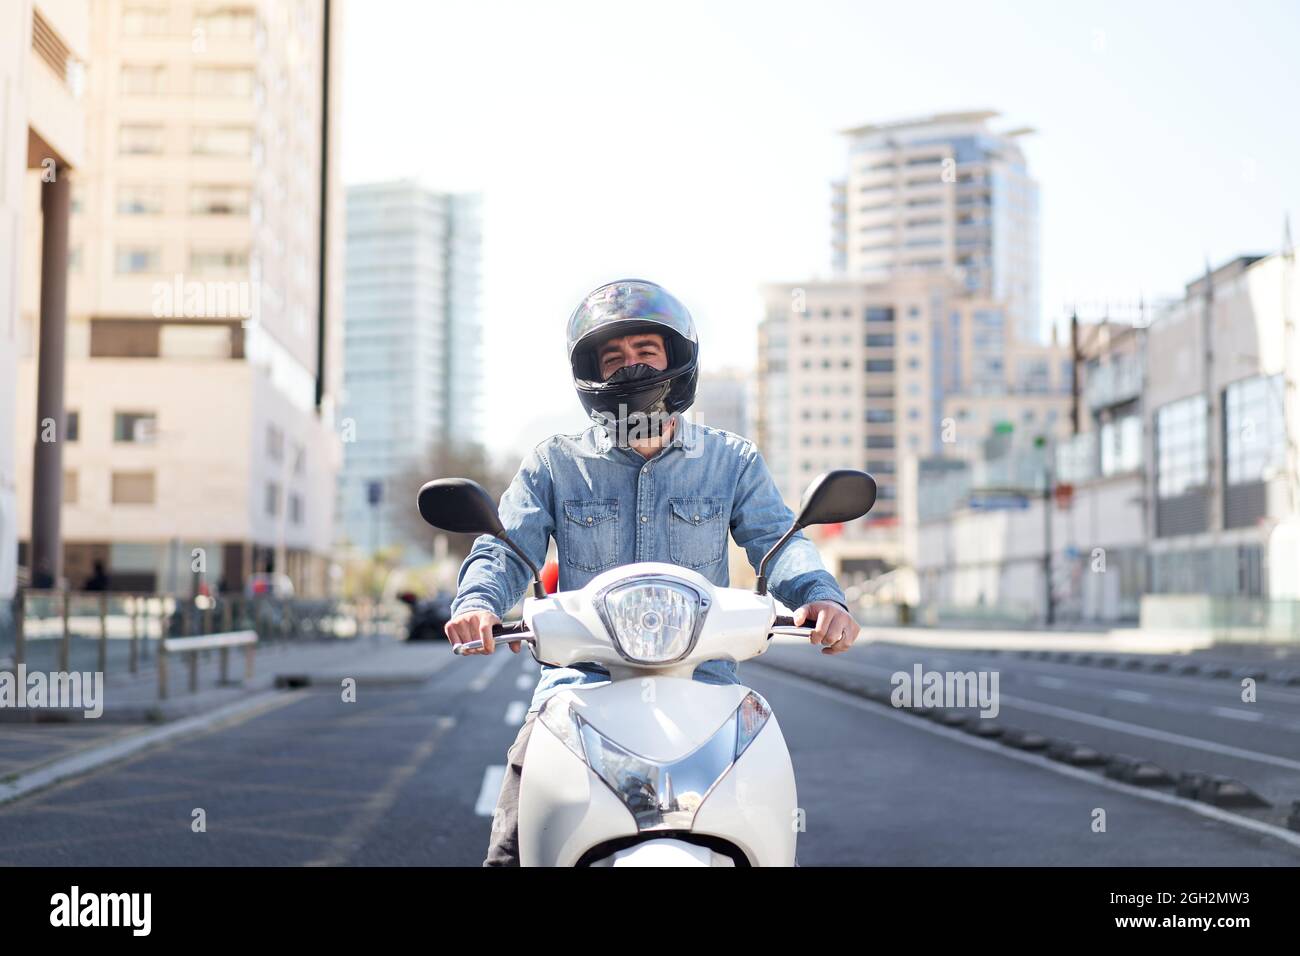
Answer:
1112 689 1152 704
516 673 535 691
759 667 1300 853
1212 706 1263 722
832 658 1300 772
468 649 516 692
505 701 527 725
475 765 506 816
1035 676 1067 690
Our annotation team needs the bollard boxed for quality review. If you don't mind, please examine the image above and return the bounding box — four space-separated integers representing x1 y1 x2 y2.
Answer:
220 646 229 685
245 642 255 681
129 596 139 675
188 650 199 694
14 589 25 669
60 588 71 673
98 592 108 676
158 612 170 700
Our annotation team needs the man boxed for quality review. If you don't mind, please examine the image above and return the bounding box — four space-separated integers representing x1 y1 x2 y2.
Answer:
446 278 860 866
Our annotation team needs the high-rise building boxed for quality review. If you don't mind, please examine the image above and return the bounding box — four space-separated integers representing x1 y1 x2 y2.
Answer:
14 0 343 595
337 181 482 558
831 111 1041 343
2 0 89 607
757 275 1070 516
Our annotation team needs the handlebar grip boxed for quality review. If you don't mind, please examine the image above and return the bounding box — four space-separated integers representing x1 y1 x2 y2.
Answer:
773 615 797 628
492 621 527 638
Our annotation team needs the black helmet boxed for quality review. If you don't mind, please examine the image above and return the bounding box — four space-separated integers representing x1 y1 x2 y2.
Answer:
566 279 699 442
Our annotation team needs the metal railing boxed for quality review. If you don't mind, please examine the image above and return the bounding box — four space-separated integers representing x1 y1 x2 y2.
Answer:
0 590 408 681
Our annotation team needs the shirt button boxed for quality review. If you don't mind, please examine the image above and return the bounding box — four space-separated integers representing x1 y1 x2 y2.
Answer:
640 515 648 523
693 514 700 521
586 516 593 524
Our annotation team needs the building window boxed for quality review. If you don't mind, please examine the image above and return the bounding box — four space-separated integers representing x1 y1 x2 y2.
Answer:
118 124 165 155
65 410 79 442
63 470 78 505
865 307 895 324
114 412 157 443
265 481 280 516
1155 396 1207 498
120 64 166 95
865 409 894 423
189 247 249 274
117 183 165 215
194 67 255 97
267 425 284 461
191 125 253 157
121 7 170 35
289 493 303 525
1100 415 1142 475
193 7 256 37
1224 374 1285 484
112 471 156 504
865 334 895 348
865 435 896 449
865 359 895 373
190 183 251 215
115 245 161 274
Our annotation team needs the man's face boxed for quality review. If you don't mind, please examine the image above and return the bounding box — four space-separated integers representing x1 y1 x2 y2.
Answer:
597 331 667 380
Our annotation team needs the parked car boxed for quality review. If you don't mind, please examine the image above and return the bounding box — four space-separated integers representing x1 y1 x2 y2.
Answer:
399 591 453 642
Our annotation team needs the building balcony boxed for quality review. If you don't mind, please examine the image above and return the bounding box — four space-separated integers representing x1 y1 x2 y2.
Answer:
1084 356 1142 410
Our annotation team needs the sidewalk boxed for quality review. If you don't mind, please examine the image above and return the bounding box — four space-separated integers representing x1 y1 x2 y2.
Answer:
0 635 454 796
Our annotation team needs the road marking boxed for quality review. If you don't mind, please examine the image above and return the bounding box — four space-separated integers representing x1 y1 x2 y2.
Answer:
758 667 1300 853
505 701 527 725
468 649 516 692
305 715 456 866
824 657 1300 772
475 765 506 816
516 673 534 691
1212 706 1263 722
1112 689 1151 703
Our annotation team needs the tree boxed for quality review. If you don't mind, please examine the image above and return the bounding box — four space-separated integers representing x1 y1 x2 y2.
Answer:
390 440 513 565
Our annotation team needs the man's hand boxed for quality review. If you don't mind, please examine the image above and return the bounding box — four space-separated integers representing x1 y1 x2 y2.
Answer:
793 601 860 655
444 609 521 655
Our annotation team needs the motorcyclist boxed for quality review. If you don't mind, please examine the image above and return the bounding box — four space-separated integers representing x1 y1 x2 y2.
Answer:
445 278 860 866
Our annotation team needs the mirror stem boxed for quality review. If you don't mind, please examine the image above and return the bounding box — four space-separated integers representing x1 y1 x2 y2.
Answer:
496 532 546 599
755 523 801 596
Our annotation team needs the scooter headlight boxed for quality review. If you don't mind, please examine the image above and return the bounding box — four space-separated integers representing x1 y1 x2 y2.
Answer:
597 578 706 664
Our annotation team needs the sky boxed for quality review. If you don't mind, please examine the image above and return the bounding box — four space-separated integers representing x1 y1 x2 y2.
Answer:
341 0 1300 461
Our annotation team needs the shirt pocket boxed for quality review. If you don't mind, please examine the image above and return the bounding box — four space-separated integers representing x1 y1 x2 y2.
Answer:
668 496 727 570
561 498 620 572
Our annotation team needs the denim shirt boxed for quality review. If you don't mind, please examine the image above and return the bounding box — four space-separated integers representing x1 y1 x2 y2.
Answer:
449 417 848 714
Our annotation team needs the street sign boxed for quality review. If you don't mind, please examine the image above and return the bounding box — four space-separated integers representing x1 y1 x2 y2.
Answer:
366 481 382 506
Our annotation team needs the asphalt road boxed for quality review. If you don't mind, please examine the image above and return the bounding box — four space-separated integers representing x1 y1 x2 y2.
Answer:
1 638 1298 865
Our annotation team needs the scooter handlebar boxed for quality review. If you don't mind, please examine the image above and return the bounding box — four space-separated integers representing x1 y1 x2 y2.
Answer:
451 621 535 656
769 614 814 638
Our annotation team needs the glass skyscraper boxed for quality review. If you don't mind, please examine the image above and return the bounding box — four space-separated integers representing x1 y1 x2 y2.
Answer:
339 181 482 558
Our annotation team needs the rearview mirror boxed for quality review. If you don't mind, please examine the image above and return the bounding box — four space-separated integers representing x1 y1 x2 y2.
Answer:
756 469 877 596
416 478 544 599
417 478 504 536
796 469 877 526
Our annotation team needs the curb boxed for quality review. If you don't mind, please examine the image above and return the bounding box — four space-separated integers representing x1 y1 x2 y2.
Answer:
0 689 303 807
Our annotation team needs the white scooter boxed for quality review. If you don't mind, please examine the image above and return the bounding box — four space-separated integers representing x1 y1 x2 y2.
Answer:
417 469 876 867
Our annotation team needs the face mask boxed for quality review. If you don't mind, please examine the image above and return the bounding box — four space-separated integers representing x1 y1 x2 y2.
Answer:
604 362 661 384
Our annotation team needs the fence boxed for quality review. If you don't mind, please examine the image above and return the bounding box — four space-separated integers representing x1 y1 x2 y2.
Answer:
0 590 407 677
